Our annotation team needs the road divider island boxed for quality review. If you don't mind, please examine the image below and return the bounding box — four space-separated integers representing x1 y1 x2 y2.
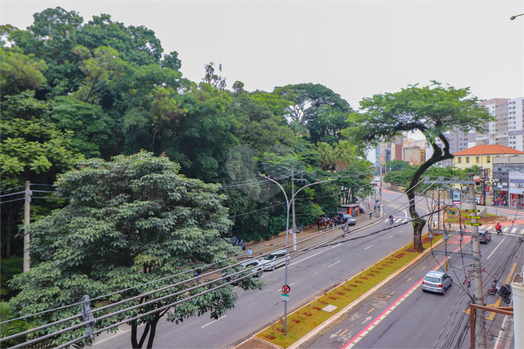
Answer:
254 232 444 349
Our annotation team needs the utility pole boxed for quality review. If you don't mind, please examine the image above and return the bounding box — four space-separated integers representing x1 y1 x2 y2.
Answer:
291 167 297 251
23 181 31 272
469 173 486 349
379 159 383 218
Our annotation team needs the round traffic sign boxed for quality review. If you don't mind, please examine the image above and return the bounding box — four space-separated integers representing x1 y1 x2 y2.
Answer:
282 285 290 294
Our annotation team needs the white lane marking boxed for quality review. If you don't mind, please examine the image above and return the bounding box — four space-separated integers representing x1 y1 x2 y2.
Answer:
289 250 323 266
388 235 394 239
503 227 510 233
201 315 226 328
329 261 340 267
92 324 144 346
511 227 518 234
364 245 373 250
487 236 508 260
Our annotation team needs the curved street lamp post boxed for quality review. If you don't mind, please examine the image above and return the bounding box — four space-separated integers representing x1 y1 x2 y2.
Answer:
258 172 335 334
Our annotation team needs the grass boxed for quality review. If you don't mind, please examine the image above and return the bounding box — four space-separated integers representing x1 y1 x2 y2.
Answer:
255 233 443 348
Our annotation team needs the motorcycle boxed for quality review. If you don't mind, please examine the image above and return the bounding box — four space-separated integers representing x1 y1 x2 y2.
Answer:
496 227 502 235
488 280 512 304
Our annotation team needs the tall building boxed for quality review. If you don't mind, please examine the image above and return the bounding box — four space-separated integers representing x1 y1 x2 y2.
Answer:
438 97 524 166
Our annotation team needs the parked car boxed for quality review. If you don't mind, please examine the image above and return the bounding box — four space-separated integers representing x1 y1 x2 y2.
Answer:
479 230 492 244
422 271 453 295
259 249 288 271
341 213 357 226
222 259 264 284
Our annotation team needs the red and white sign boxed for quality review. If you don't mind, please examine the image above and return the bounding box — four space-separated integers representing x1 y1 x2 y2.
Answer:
282 285 290 294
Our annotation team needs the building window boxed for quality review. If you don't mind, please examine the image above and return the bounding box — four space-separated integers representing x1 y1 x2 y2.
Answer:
466 157 470 163
487 156 490 163
476 156 479 163
457 157 461 163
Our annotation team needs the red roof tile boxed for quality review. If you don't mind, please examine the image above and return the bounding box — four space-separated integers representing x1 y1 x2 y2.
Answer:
453 144 524 156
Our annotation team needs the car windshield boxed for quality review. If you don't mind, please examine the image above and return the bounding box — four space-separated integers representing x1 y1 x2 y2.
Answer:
425 276 440 283
264 255 276 261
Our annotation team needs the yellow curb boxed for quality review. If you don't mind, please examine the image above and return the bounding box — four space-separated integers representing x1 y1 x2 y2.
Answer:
252 234 444 349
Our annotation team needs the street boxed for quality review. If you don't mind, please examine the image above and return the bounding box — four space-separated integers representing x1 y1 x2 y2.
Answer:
91 190 426 348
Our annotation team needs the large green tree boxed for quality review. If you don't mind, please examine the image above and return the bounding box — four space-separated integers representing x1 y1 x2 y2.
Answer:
273 83 353 143
8 152 260 348
346 82 493 251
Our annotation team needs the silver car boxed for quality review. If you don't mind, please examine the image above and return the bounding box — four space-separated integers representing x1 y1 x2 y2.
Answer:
422 271 453 295
479 230 491 244
259 249 288 271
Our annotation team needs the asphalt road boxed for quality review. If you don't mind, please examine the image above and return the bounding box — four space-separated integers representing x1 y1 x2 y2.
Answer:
306 209 524 349
91 190 427 349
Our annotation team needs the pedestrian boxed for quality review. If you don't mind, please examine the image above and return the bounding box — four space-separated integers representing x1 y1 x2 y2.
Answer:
196 267 200 281
247 247 252 258
370 212 373 220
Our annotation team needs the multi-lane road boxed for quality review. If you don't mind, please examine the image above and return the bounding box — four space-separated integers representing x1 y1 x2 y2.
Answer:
90 190 523 349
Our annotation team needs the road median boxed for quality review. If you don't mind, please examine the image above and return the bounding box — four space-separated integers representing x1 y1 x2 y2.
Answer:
237 232 444 349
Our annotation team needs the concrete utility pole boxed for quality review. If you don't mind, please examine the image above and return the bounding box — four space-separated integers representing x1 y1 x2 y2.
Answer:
469 174 486 349
23 181 31 272
291 167 297 251
512 267 524 349
379 159 383 218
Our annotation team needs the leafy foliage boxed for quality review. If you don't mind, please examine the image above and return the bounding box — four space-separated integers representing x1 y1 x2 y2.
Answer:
346 81 493 251
8 152 261 348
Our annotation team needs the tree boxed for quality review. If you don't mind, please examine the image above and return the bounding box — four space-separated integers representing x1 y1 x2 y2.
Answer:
273 83 353 142
1 91 80 259
346 82 493 251
8 152 260 348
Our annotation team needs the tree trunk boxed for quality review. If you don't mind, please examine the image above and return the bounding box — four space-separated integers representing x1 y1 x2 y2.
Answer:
131 321 151 349
405 134 453 252
146 316 160 349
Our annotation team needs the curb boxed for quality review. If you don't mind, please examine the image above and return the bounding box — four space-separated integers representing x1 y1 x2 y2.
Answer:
249 234 445 349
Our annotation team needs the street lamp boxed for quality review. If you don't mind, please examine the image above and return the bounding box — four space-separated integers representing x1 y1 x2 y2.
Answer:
258 172 335 334
510 13 524 20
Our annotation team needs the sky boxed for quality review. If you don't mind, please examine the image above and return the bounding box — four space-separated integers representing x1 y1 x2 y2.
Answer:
2 0 523 147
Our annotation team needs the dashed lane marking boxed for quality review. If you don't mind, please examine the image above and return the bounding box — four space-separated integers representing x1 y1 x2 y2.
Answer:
364 245 373 250
329 261 340 267
368 308 374 313
407 277 412 282
201 315 226 328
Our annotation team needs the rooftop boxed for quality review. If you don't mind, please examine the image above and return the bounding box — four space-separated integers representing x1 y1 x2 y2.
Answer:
453 144 524 156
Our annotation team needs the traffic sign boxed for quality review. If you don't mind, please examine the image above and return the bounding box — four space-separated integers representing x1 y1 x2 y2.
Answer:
282 285 290 294
465 222 482 226
465 209 480 213
469 216 481 219
281 293 289 302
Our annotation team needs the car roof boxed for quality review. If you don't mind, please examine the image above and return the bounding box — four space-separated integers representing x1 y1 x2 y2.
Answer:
425 271 445 277
269 249 287 255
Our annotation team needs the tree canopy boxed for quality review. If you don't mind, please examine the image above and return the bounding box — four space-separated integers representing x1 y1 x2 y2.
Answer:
8 152 260 348
345 81 493 251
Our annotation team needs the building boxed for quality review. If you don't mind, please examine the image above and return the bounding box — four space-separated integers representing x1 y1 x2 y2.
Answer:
403 147 424 165
493 155 524 208
453 144 524 176
439 97 524 166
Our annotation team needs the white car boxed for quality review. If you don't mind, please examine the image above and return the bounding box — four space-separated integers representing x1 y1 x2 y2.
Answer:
223 259 264 284
259 249 288 271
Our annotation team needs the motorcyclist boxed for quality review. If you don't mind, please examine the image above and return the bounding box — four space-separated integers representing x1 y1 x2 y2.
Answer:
495 222 502 235
389 215 394 225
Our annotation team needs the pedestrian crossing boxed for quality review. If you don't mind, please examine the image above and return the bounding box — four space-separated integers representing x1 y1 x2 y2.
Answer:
383 218 411 224
380 219 524 237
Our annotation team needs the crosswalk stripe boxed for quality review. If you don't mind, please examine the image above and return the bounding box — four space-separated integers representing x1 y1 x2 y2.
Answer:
503 227 510 233
512 227 518 234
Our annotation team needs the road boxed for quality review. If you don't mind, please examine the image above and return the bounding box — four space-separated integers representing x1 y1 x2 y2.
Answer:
91 189 426 348
306 207 524 349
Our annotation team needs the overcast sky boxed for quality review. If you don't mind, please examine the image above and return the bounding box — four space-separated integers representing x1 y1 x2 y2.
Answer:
2 0 523 110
